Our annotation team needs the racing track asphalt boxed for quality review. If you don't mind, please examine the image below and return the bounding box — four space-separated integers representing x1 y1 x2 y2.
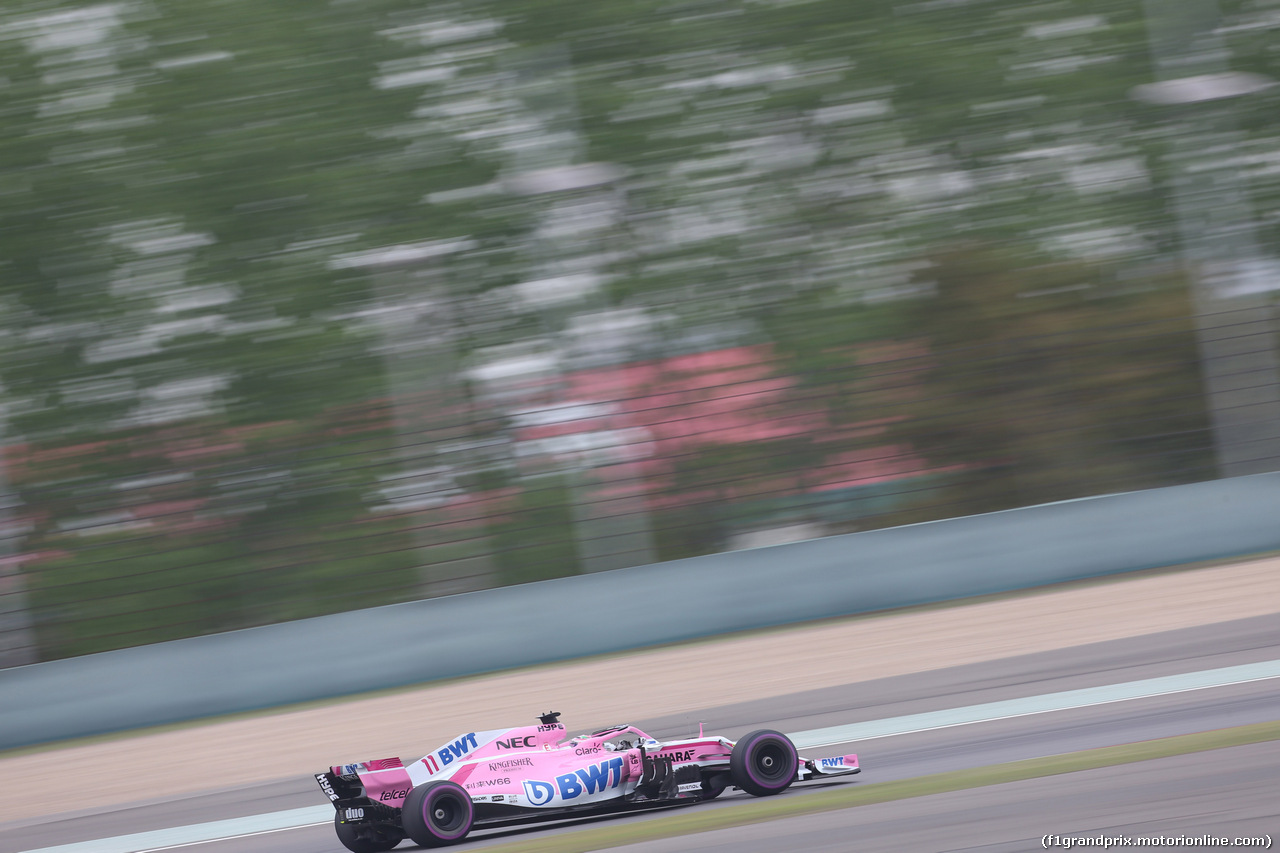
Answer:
5 612 1278 853
606 740 1280 853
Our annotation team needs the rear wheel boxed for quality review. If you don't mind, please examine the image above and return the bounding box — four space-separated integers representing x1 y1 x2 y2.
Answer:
401 781 474 847
729 729 798 797
333 813 400 853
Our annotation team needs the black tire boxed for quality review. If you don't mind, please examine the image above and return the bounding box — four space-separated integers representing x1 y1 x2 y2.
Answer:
729 729 798 797
401 781 474 847
699 773 728 800
334 813 400 853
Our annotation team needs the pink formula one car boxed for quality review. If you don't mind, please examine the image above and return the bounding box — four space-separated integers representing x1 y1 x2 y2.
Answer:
316 712 860 850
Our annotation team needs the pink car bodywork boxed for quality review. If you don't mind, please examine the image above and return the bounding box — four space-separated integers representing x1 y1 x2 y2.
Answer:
318 713 860 850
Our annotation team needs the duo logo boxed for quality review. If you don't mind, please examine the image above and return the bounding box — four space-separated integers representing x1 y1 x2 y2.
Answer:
523 780 555 806
556 757 625 800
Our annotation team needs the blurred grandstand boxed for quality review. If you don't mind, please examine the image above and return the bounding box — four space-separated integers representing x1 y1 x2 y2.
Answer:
1 0 1277 664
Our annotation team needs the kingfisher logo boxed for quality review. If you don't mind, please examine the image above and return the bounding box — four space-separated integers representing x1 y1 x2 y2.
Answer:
524 779 555 806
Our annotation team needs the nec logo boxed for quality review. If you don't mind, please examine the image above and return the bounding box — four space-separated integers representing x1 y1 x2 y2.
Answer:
496 735 535 750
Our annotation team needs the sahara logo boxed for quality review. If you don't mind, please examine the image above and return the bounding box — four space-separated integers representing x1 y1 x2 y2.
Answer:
523 780 556 806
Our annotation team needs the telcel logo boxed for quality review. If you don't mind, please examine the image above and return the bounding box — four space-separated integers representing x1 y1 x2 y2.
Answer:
524 779 555 806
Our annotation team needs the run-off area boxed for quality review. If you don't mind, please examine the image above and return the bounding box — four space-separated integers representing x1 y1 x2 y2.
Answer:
9 612 1279 853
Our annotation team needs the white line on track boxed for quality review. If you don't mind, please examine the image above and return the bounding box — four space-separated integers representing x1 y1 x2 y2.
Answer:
19 809 334 853
788 658 1280 749
21 658 1280 853
135 822 331 853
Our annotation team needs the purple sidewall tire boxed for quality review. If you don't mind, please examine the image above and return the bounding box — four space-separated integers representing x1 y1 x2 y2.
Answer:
402 781 473 847
729 729 798 797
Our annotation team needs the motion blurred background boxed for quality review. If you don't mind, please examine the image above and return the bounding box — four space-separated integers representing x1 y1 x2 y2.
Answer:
1 0 1278 667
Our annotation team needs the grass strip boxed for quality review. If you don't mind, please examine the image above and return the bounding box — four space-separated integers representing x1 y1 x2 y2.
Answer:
481 719 1280 853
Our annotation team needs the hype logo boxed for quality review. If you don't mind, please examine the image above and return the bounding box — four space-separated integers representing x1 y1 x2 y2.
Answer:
523 780 555 806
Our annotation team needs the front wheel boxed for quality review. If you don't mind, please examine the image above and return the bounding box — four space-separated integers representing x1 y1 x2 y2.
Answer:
729 729 798 797
401 781 474 847
334 814 400 853
699 772 728 800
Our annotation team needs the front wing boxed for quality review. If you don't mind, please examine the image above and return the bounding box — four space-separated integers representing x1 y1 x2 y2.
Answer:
801 752 860 779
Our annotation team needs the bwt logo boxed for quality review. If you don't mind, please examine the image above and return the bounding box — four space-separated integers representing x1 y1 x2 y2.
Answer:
556 758 625 800
523 779 555 806
422 733 479 773
820 757 846 768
